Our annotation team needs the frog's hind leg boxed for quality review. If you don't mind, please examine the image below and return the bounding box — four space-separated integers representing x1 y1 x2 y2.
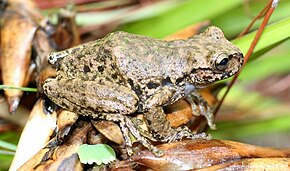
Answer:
144 107 210 142
99 113 164 157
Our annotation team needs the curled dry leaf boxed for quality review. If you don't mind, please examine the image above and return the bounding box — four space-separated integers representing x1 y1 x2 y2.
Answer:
197 158 290 171
19 121 92 171
109 160 137 171
56 110 79 141
52 8 81 50
33 27 55 92
92 120 125 145
1 13 36 112
0 0 43 113
129 139 290 171
9 99 57 171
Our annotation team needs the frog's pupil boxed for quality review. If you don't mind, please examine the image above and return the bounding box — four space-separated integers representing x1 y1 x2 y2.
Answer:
219 58 229 66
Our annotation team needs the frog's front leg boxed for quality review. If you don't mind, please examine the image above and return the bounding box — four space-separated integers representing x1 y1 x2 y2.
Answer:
186 92 216 130
144 87 210 142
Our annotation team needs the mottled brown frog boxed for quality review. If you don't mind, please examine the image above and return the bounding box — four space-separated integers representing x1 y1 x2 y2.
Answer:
43 26 243 156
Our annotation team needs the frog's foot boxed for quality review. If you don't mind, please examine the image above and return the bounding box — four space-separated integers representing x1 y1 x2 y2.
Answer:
129 116 158 142
99 113 164 157
156 126 211 142
144 107 211 143
185 93 216 130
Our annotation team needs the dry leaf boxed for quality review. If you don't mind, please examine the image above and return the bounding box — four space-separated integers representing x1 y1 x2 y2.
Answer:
9 99 57 171
52 8 80 50
197 158 290 171
129 139 290 171
57 110 79 141
19 121 92 171
0 0 42 113
92 120 125 145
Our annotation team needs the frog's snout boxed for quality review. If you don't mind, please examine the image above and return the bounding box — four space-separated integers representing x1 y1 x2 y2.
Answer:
238 52 244 66
42 79 54 96
234 52 244 70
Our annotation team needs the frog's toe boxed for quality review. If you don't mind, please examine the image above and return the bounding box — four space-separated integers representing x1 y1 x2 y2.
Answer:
188 132 212 140
200 106 216 130
155 126 212 143
150 146 164 157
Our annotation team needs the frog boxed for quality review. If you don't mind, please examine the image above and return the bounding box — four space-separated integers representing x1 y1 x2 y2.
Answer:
43 26 243 157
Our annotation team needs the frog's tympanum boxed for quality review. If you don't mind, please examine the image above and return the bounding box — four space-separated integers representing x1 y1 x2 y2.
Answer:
43 26 243 156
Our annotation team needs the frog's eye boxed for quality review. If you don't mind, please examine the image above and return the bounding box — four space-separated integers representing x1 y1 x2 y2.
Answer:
215 54 229 71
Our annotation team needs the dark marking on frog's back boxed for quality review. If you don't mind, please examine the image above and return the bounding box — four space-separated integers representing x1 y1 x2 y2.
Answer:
111 73 118 79
147 82 160 89
98 66 104 72
83 65 91 73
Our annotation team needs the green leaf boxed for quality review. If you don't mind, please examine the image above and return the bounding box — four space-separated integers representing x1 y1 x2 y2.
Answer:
121 0 243 38
77 144 116 165
212 0 290 38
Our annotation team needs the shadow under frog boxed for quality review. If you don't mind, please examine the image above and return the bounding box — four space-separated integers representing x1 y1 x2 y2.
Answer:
43 26 243 156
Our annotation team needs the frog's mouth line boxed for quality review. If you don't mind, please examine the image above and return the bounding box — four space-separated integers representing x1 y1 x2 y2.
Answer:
190 67 239 86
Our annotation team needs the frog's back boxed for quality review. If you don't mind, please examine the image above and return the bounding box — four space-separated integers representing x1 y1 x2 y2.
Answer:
56 38 129 86
103 31 192 81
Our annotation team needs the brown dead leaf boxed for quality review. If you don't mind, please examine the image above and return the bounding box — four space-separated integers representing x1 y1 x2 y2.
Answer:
19 121 92 171
52 8 80 50
33 27 55 92
57 110 79 141
8 0 43 22
129 139 290 171
1 12 37 112
165 100 194 128
9 99 57 171
92 120 125 145
0 0 43 113
197 158 290 171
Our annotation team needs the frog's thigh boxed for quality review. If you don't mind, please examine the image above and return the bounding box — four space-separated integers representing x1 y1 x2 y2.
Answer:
46 79 139 114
